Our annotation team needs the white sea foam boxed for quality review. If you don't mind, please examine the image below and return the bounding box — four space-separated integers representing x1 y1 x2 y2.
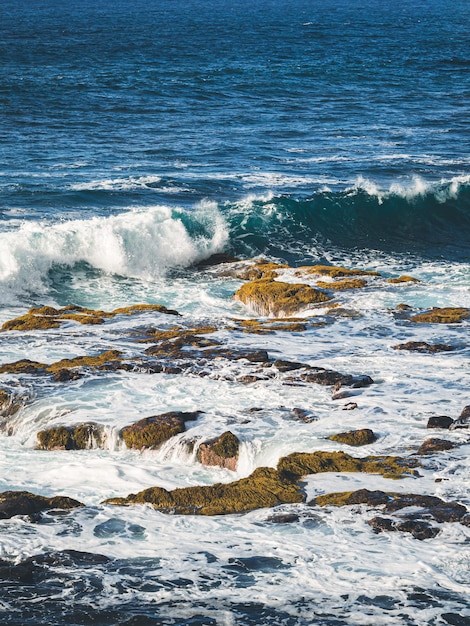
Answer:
0 203 228 302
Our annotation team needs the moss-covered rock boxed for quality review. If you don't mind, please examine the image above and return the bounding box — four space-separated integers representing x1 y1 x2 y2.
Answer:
329 428 377 446
37 426 75 450
104 466 304 515
197 431 240 471
386 275 420 284
0 491 83 520
234 279 331 317
37 422 104 450
1 303 180 332
0 360 47 374
277 451 419 481
410 307 470 324
45 350 123 374
120 411 201 450
316 278 367 291
234 319 309 334
295 265 379 278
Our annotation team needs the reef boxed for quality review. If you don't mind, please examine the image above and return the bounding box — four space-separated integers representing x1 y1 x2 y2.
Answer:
0 491 83 520
234 279 331 317
328 428 377 446
120 411 201 450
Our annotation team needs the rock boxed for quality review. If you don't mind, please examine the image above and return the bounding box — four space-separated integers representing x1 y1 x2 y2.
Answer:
342 402 358 410
427 416 454 429
273 359 305 372
315 489 391 507
393 341 455 353
386 275 420 284
277 451 419 481
316 278 367 291
0 389 22 416
410 307 470 324
369 517 439 540
219 258 290 281
197 431 240 471
291 407 316 423
238 375 262 384
416 438 457 455
37 422 104 450
450 405 470 429
295 265 379 278
0 491 83 520
234 279 331 317
329 428 377 446
120 411 201 450
266 513 300 524
104 466 304 515
52 368 84 382
195 253 240 267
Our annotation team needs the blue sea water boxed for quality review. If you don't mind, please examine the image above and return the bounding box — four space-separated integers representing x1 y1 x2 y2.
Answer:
0 0 470 624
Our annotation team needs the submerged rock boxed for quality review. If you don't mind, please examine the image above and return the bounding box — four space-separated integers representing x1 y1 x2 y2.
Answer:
104 466 304 515
329 428 377 446
0 389 23 416
393 341 455 353
369 516 439 540
234 279 331 317
0 491 83 520
450 405 470 429
120 411 201 450
197 431 240 471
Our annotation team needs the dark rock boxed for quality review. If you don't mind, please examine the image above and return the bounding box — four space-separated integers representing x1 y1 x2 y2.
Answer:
342 402 358 410
384 494 467 523
238 375 261 384
236 350 269 363
392 341 455 353
0 491 83 520
197 431 240 471
52 368 83 382
369 516 395 533
450 405 470 429
195 253 240 267
291 407 316 423
266 513 300 524
395 519 440 540
120 411 201 450
0 389 23 416
273 360 305 372
427 416 454 429
416 438 457 455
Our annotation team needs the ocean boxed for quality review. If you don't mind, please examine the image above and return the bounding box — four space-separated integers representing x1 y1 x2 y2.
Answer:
0 0 469 623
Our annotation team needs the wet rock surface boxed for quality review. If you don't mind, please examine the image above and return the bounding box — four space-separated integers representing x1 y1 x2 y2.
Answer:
120 411 201 450
0 491 83 520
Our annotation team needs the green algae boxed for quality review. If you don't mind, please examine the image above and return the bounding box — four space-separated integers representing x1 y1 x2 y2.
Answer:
235 279 331 317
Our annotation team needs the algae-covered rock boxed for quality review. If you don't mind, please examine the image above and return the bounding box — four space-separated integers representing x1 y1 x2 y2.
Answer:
369 516 439 540
410 307 470 324
104 466 304 515
37 426 75 451
197 431 240 471
393 341 455 353
0 491 83 520
120 411 201 450
0 360 47 375
0 389 23 416
295 265 379 278
45 350 123 374
234 279 331 317
37 422 104 450
1 302 180 332
329 428 377 446
386 275 420 284
277 451 419 480
316 278 367 291
219 258 290 281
